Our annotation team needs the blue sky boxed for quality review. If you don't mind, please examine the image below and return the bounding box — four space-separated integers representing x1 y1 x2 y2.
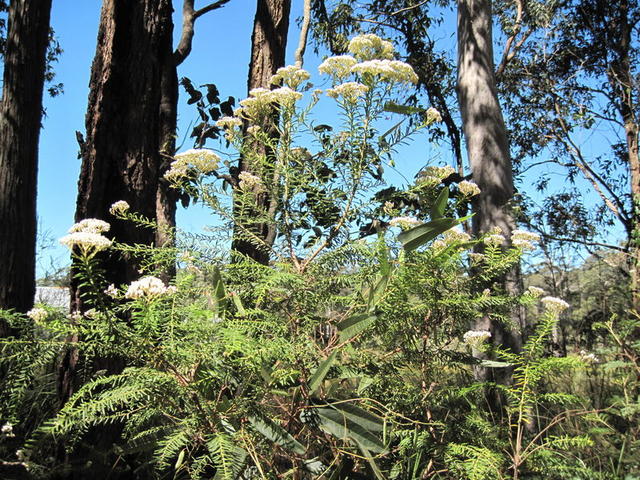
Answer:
30 1 624 277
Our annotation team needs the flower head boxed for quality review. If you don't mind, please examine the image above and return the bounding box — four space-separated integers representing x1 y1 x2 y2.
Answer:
60 232 112 253
109 200 130 216
326 82 369 103
463 330 491 348
165 149 220 181
484 234 506 247
238 171 265 193
351 59 418 84
511 229 540 251
125 276 171 300
27 307 48 324
425 107 442 124
69 219 110 234
541 296 570 314
526 286 545 298
318 55 358 81
389 216 421 229
417 165 456 186
348 34 395 61
216 116 243 130
270 65 310 89
458 180 481 197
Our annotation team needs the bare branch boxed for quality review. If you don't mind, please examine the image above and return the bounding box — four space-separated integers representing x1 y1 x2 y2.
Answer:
294 0 311 68
541 234 627 252
495 0 525 78
174 0 231 66
389 0 429 16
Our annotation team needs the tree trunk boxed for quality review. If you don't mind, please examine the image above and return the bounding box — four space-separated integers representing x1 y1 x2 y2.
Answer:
0 0 52 327
72 0 175 304
231 0 291 264
62 0 174 406
457 0 522 384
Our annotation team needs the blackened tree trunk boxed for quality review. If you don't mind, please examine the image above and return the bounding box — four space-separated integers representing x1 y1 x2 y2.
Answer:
457 0 522 383
73 0 175 302
61 0 174 407
0 0 52 326
231 0 291 264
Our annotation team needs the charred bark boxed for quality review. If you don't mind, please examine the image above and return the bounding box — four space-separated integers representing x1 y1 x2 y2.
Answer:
0 0 52 326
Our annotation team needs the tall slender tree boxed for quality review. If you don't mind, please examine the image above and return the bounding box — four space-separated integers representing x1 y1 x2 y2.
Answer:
457 0 522 382
231 0 291 264
0 0 52 326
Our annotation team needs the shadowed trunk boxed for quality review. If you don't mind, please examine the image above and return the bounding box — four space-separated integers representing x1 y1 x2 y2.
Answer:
0 0 52 328
457 0 522 386
231 0 291 264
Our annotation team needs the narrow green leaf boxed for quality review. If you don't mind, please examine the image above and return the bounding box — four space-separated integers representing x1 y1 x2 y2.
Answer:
379 118 405 140
384 101 424 115
231 293 246 316
330 402 385 432
398 215 472 252
308 350 338 394
314 407 387 453
174 449 186 470
358 443 386 480
479 360 512 368
431 187 449 219
338 314 377 342
248 415 306 455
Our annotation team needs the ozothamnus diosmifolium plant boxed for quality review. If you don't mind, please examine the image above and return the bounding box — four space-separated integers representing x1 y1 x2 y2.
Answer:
1 34 593 480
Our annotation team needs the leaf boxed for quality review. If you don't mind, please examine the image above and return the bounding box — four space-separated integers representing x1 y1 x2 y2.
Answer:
431 187 449 219
358 443 386 480
231 293 246 316
313 407 387 453
398 216 472 252
384 101 424 115
210 266 227 312
338 314 376 342
308 350 337 394
174 449 186 470
330 402 385 433
248 415 306 455
479 360 512 368
204 83 220 104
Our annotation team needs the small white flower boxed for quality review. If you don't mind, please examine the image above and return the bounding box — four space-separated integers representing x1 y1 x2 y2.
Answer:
69 219 110 234
484 234 506 247
270 86 303 106
104 284 118 297
326 82 369 103
270 65 310 89
389 216 421 228
383 201 395 215
463 330 491 348
27 307 48 323
238 171 265 192
511 229 541 242
425 107 442 124
458 180 481 197
109 200 130 216
68 311 82 322
526 286 545 297
351 59 418 84
2 423 15 437
318 55 358 80
59 232 112 252
512 238 536 251
16 449 28 462
579 350 599 364
348 34 395 61
468 252 485 264
216 116 243 130
541 296 570 314
125 276 170 299
418 165 456 185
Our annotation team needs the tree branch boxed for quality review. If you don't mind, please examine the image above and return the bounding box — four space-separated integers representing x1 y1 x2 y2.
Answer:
294 0 312 68
174 0 231 66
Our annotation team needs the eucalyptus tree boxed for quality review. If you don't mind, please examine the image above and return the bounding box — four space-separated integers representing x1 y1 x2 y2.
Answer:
231 0 292 264
0 0 52 324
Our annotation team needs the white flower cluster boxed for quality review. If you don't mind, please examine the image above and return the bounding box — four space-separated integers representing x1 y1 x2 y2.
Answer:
579 350 599 364
326 82 369 103
418 165 456 185
458 180 481 197
425 107 442 124
270 65 310 89
1 423 15 438
484 233 506 247
318 55 358 80
389 216 421 228
526 286 545 297
238 171 265 192
433 227 471 249
165 149 220 182
125 276 176 300
350 59 419 84
27 307 48 324
60 219 112 253
510 229 540 251
348 33 395 61
109 200 130 216
69 219 110 234
541 296 570 314
463 330 491 348
237 87 303 120
104 284 118 297
216 116 243 130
